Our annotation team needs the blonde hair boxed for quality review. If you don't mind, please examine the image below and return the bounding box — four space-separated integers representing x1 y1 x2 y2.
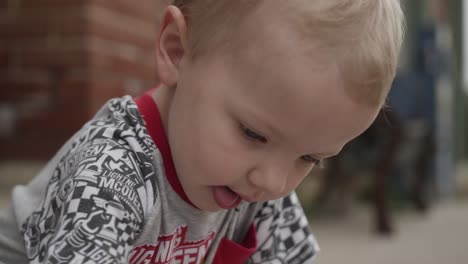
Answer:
169 0 404 107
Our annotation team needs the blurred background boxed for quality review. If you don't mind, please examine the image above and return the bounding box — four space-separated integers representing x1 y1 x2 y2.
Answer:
0 0 467 263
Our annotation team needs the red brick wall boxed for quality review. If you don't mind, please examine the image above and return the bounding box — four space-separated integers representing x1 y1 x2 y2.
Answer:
0 0 161 160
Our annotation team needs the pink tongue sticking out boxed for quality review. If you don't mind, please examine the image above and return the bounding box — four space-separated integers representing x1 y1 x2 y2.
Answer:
213 186 240 209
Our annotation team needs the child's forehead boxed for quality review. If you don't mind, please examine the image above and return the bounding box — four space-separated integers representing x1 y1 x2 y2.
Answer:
223 61 376 155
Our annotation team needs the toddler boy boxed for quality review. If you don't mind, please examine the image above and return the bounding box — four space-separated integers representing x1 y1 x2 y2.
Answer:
0 0 404 263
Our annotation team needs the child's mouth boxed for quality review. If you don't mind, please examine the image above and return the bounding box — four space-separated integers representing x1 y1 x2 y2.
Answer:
212 186 241 209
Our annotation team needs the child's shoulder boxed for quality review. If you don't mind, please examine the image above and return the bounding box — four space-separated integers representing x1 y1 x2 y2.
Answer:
15 96 162 263
67 95 155 158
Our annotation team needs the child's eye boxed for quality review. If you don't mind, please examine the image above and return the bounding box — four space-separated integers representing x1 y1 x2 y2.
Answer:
240 124 267 143
301 155 323 167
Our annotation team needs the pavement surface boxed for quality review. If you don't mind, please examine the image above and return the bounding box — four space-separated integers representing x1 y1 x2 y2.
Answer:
310 200 468 264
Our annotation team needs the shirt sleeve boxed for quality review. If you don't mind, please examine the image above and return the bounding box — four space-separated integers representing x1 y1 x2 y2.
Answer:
21 138 155 264
247 192 320 264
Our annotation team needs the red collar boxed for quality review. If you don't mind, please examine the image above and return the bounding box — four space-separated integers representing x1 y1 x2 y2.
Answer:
134 88 197 208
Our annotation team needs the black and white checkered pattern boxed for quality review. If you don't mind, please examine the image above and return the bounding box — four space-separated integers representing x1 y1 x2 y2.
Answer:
247 192 319 264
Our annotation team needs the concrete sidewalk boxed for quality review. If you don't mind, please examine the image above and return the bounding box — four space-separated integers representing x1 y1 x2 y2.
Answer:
310 200 468 264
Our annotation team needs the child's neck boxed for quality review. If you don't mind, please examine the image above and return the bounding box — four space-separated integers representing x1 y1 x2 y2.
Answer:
151 84 174 137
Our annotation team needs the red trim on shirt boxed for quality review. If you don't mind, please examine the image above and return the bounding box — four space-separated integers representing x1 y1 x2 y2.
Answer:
134 88 197 208
212 224 258 264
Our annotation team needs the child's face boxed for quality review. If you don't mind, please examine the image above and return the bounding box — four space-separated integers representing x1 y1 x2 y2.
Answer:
164 3 379 211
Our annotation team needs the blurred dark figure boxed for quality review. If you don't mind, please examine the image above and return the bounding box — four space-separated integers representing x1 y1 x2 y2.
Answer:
387 19 439 210
315 106 435 235
315 110 401 235
314 15 440 236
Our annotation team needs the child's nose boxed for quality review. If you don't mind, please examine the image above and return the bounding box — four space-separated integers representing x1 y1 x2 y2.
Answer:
247 163 289 195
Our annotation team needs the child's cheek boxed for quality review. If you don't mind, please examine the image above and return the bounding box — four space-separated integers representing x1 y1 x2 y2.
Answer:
198 125 246 184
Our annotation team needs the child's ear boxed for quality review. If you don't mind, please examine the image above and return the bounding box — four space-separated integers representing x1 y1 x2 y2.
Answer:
155 5 188 87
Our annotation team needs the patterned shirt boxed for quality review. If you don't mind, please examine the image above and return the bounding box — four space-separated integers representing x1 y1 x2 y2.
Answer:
0 91 319 264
